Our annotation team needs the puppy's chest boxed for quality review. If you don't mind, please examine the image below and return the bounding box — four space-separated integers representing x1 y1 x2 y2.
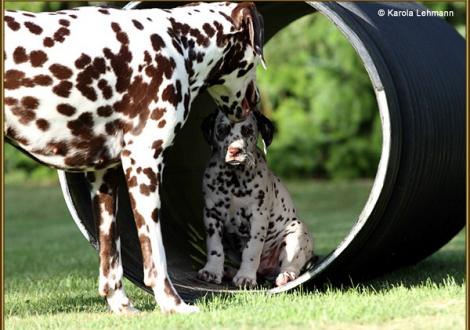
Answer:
204 165 268 235
204 165 261 200
224 207 252 238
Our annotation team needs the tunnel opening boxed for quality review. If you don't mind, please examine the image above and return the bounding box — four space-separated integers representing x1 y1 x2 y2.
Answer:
59 2 465 300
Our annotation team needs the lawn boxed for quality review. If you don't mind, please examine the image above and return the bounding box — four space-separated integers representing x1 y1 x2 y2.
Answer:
4 180 465 330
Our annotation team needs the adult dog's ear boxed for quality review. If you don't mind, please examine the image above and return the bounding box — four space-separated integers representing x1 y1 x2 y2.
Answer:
231 2 265 64
201 111 217 145
254 111 274 148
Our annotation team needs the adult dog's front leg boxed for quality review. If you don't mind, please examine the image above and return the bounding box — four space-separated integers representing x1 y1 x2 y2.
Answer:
233 210 268 288
120 142 198 314
88 167 137 314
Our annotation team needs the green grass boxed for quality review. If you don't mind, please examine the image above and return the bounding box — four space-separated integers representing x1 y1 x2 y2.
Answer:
4 180 465 329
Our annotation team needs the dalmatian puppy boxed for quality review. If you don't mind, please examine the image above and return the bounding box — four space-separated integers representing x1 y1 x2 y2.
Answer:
4 2 265 314
198 109 314 287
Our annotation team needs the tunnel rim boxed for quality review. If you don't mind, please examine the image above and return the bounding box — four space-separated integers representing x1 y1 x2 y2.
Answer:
55 1 468 297
266 1 397 293
57 0 399 294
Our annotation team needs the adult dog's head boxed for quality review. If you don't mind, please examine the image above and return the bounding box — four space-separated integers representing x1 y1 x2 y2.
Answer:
202 108 274 168
205 2 265 122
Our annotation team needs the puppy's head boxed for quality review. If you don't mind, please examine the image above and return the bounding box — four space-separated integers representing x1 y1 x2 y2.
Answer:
202 109 274 167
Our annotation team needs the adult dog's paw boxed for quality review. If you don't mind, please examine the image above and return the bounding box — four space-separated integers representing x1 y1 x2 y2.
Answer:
106 289 139 315
233 272 257 288
197 267 223 284
161 302 200 314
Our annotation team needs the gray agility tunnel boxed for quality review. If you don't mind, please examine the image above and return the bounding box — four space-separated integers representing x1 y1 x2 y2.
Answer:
58 2 465 300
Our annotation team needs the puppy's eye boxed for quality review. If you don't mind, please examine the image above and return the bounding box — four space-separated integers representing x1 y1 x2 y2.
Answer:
241 125 253 137
217 125 231 139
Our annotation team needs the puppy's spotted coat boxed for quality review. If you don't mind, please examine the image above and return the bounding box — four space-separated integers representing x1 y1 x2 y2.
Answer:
199 110 314 287
4 2 264 314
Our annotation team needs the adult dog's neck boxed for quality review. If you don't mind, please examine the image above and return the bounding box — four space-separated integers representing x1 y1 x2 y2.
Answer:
151 2 250 94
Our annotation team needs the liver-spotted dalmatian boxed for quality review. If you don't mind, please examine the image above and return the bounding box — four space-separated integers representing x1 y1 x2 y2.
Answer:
4 2 265 314
199 109 314 288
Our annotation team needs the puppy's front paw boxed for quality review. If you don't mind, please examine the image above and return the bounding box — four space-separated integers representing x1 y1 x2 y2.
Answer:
233 271 257 288
198 267 223 284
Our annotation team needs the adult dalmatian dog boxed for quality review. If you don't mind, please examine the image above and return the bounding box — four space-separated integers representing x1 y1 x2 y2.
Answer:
4 2 264 314
199 109 314 288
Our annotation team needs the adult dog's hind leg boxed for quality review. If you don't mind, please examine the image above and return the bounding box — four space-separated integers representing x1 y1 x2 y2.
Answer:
88 167 138 314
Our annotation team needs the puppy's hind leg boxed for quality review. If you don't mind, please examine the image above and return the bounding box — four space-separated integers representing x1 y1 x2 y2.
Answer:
88 167 138 314
275 222 314 287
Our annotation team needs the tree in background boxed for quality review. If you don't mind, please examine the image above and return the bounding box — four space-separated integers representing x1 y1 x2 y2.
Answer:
258 2 465 179
257 14 381 179
4 2 466 183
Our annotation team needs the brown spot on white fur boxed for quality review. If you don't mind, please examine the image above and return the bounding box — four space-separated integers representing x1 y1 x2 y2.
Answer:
30 50 48 67
13 47 28 64
52 80 73 97
5 15 21 31
24 21 43 35
49 63 73 80
57 103 76 116
36 119 50 131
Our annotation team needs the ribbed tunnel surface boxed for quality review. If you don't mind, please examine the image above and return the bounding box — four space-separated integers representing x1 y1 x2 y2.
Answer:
59 2 465 300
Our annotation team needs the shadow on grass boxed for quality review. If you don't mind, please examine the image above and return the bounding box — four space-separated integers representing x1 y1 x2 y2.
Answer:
308 246 466 294
177 244 466 308
6 248 464 317
366 250 466 289
190 233 465 306
5 182 464 316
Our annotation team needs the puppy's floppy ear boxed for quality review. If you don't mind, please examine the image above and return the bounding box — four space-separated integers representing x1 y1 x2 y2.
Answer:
231 2 265 64
254 111 274 148
201 111 217 145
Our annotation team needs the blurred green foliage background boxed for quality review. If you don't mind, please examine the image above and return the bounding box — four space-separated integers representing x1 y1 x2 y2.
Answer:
4 2 466 183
